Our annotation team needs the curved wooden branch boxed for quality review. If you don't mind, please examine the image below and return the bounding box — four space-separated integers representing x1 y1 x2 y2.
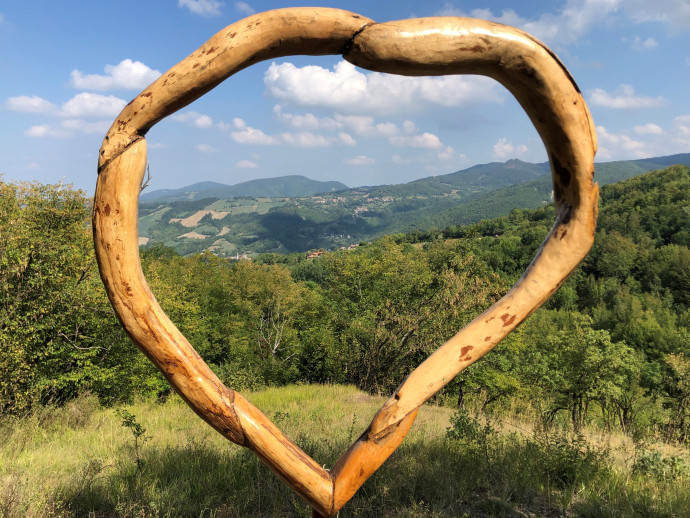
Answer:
94 8 597 517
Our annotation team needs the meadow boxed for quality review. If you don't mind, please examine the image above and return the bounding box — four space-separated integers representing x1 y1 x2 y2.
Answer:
2 384 688 517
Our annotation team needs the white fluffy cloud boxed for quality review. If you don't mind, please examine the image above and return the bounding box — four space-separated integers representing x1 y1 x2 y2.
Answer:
671 115 690 150
389 133 443 149
493 138 528 159
264 61 502 116
675 115 690 136
178 0 223 17
25 125 50 137
392 155 412 165
438 146 456 160
437 0 623 48
8 93 126 119
61 119 110 134
24 119 112 138
70 59 161 91
280 132 354 148
59 93 127 118
633 123 663 134
273 105 340 131
228 117 354 148
230 118 281 145
335 115 402 137
24 124 71 138
438 0 689 49
196 143 217 153
631 36 659 50
172 111 214 128
6 95 56 114
623 0 690 31
235 1 254 15
588 84 665 109
343 155 375 166
596 125 648 159
236 159 258 168
274 106 425 141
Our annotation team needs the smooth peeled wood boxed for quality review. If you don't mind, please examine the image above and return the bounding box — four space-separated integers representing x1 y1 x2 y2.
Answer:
94 8 598 517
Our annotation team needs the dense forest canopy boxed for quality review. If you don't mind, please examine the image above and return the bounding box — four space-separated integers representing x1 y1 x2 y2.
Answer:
1 165 689 443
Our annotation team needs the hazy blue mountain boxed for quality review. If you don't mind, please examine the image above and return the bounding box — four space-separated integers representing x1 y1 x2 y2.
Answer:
140 175 348 203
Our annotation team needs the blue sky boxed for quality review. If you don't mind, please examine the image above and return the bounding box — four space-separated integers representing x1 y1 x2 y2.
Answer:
1 0 689 194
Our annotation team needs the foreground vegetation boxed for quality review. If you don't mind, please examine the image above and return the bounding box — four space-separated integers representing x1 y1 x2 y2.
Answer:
1 164 689 515
1 385 689 517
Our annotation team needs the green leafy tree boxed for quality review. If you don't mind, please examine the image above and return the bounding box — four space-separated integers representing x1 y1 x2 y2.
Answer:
524 313 640 431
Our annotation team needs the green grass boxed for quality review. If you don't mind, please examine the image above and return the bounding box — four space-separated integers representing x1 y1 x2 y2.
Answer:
1 385 688 517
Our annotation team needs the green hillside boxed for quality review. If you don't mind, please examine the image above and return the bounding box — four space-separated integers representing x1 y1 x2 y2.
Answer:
139 175 348 203
138 153 690 256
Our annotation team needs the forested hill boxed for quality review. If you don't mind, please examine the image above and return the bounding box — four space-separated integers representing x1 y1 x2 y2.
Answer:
419 153 690 230
138 153 690 257
139 175 348 203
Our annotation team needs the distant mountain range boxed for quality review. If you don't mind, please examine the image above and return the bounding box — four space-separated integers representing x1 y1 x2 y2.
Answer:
140 175 348 203
138 153 690 256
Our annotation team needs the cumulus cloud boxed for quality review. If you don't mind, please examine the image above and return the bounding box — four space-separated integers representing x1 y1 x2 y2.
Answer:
178 0 223 17
588 84 665 109
61 119 111 134
8 93 126 120
596 125 648 159
59 93 127 118
280 132 354 148
493 138 528 159
675 115 690 136
236 159 258 168
25 125 51 137
343 155 375 166
229 118 281 145
437 146 456 160
631 36 659 50
439 0 690 48
623 0 690 31
338 133 356 147
437 0 623 48
273 105 451 151
392 154 412 165
633 123 663 135
335 115 402 137
24 124 70 138
6 95 56 114
172 110 214 128
389 133 443 149
70 59 161 91
273 105 339 131
228 117 354 147
274 106 424 141
196 143 217 153
264 60 502 116
235 1 254 15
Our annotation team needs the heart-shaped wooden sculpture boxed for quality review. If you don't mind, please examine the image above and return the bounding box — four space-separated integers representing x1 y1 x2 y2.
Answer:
94 8 598 517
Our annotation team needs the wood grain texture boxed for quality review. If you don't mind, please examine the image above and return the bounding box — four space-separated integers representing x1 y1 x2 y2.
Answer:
94 8 598 517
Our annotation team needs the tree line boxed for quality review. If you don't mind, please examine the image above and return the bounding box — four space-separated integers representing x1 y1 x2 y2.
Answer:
1 165 688 443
